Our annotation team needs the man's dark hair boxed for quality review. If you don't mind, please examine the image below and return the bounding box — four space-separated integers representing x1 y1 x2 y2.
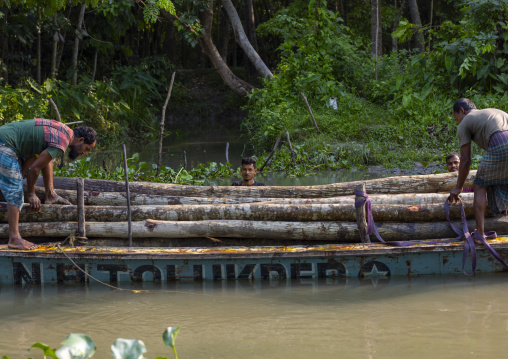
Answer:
241 157 257 168
446 152 460 161
73 126 97 145
453 98 477 113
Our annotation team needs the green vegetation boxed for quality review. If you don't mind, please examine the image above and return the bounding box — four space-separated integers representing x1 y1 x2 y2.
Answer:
1 327 180 359
1 0 508 179
245 0 508 171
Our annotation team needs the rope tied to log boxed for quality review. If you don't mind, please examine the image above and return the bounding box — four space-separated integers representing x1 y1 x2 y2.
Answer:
355 189 508 275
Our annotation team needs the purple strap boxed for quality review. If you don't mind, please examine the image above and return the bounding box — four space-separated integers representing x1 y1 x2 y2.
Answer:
355 190 461 247
354 190 508 275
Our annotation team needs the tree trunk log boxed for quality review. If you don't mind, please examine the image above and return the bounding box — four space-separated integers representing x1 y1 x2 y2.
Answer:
163 0 255 96
5 201 482 223
42 171 476 198
51 13 58 80
3 217 507 241
222 0 272 78
408 0 425 52
71 4 86 85
30 187 474 207
260 193 475 205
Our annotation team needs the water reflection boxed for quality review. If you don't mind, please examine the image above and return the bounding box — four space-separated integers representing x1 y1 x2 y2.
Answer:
2 274 508 358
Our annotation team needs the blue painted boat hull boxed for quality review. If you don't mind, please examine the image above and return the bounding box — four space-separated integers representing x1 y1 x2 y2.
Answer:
1 239 508 284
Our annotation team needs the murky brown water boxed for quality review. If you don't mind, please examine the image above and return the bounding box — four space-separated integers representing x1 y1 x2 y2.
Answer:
2 275 508 358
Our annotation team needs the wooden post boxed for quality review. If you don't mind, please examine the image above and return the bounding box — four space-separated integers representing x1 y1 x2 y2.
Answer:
77 177 86 239
285 130 296 167
300 92 320 134
122 144 132 247
183 150 187 170
259 135 282 172
157 72 176 176
355 183 371 243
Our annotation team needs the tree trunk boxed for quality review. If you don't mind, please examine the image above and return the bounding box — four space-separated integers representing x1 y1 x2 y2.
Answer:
6 217 508 241
56 6 72 72
408 0 425 52
51 14 58 80
91 48 98 81
42 171 477 198
218 6 231 62
5 201 480 223
243 0 258 52
30 187 475 207
0 6 8 83
161 2 254 96
37 7 42 84
260 192 475 206
392 0 407 52
72 4 86 85
370 0 382 58
222 0 272 78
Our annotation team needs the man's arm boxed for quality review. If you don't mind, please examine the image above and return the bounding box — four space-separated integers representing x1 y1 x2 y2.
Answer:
26 150 54 211
450 143 471 202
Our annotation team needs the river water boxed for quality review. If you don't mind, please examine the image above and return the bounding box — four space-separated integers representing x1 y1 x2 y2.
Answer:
1 274 508 358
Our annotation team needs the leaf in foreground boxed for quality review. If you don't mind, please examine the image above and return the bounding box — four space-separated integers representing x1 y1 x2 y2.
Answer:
55 334 96 359
111 338 147 359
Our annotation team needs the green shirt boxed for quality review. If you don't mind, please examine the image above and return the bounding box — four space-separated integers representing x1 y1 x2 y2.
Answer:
0 119 64 159
457 108 508 150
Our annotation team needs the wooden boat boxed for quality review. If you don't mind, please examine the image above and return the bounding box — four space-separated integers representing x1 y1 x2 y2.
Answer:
1 170 507 284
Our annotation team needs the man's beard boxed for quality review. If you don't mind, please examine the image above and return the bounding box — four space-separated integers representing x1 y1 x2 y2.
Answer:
68 146 81 160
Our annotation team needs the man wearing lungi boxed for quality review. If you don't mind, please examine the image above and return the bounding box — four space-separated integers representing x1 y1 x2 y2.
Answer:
450 98 508 240
0 119 96 250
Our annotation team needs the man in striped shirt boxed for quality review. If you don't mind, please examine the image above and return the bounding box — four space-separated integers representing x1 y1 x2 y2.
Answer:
0 119 97 250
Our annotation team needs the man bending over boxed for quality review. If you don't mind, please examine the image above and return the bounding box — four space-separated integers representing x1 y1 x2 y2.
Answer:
0 118 97 250
450 98 508 239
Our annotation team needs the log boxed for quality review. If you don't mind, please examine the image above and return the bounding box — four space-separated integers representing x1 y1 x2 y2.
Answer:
4 201 484 223
2 217 507 241
40 171 476 198
259 193 474 205
31 187 283 206
31 186 475 206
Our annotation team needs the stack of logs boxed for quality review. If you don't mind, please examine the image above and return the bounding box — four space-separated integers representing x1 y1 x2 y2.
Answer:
1 170 506 244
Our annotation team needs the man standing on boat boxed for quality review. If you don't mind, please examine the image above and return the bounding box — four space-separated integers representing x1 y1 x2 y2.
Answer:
0 119 97 250
450 98 508 240
232 157 266 186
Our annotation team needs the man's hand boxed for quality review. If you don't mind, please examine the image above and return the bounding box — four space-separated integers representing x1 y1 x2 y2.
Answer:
45 191 72 205
449 185 462 204
28 194 42 212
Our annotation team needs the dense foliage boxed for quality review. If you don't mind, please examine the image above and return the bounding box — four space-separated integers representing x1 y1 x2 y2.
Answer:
2 0 508 176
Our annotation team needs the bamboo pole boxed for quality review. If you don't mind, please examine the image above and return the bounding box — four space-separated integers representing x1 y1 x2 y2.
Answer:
285 130 296 167
300 92 320 133
77 178 86 239
3 217 507 241
122 144 132 247
259 135 282 172
157 72 176 176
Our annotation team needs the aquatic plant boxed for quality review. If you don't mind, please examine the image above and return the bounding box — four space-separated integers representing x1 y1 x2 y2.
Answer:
1 327 180 359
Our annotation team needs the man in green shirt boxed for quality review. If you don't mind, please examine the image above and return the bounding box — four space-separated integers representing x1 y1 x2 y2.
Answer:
450 98 508 241
0 119 97 250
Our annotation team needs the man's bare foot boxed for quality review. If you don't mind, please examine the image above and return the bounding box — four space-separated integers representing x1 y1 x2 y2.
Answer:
7 237 39 250
45 194 71 205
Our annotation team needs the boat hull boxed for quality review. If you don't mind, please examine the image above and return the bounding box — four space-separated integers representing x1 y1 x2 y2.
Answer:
1 239 508 284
